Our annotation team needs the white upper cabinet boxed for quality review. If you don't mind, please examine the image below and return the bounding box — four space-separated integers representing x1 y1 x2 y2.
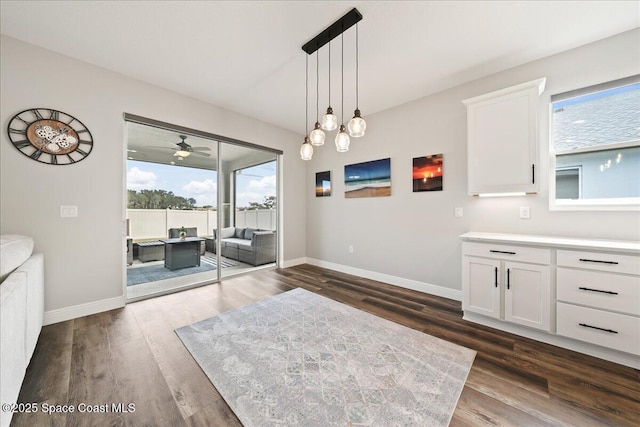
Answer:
463 78 546 195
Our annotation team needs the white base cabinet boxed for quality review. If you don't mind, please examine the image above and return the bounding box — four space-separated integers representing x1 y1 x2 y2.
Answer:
461 232 640 369
463 242 551 332
504 261 550 331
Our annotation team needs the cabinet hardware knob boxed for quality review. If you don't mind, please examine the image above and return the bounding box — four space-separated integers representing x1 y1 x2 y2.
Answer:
578 258 619 265
578 287 618 295
490 250 516 255
579 323 618 334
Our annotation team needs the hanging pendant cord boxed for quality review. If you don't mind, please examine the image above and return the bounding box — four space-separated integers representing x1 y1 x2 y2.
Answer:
316 50 320 122
356 23 359 110
341 30 344 124
306 56 309 132
328 42 331 107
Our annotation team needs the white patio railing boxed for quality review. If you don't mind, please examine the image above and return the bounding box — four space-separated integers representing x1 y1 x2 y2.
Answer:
126 209 276 241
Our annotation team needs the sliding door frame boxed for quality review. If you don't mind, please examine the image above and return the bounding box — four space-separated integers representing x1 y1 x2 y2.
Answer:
123 113 283 301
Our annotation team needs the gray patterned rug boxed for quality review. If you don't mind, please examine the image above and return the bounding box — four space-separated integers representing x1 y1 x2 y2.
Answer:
176 288 475 426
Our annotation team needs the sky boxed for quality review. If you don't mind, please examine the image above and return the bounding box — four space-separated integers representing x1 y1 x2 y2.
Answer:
127 160 276 208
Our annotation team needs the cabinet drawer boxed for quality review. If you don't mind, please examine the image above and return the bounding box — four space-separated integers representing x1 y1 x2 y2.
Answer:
463 242 550 265
556 302 640 355
557 250 640 275
557 268 640 315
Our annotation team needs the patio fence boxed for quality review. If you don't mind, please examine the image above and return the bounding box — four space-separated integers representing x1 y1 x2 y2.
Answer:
127 209 276 241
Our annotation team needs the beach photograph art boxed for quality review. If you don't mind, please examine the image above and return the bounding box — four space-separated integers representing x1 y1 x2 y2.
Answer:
316 171 332 197
413 154 443 192
344 158 391 198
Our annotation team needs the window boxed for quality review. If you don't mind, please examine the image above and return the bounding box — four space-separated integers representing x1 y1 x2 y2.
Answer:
550 76 640 209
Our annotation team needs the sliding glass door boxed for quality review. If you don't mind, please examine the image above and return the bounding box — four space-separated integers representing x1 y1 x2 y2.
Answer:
219 144 278 279
124 114 280 301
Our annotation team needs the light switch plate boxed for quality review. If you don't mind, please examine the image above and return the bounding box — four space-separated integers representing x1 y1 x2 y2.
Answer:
455 207 463 218
519 206 530 219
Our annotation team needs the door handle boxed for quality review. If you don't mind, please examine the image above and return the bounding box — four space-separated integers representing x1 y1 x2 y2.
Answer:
494 267 498 288
507 268 511 290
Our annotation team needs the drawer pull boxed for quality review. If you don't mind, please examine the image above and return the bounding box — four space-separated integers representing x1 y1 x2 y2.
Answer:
490 250 516 255
579 323 618 334
578 287 618 295
579 258 619 265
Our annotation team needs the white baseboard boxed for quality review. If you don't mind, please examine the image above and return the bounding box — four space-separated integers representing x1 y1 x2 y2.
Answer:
463 312 639 369
304 258 462 301
281 257 308 268
44 295 126 326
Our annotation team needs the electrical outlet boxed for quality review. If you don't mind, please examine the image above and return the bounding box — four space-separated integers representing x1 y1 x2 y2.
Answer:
455 207 463 218
519 206 530 219
60 205 78 218
348 245 354 253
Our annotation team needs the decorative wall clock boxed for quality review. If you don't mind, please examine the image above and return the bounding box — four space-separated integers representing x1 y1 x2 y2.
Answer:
7 108 93 165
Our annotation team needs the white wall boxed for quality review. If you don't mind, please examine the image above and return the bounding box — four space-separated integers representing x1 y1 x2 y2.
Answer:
0 35 306 320
305 29 640 297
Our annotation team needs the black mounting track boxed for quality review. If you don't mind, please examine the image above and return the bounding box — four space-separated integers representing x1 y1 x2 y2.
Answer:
301 8 362 55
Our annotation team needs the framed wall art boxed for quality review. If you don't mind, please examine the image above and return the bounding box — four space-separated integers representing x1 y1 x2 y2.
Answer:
413 154 443 192
344 158 391 198
316 171 331 197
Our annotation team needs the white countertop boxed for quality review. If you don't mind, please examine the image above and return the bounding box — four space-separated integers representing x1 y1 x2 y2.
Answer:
460 232 640 254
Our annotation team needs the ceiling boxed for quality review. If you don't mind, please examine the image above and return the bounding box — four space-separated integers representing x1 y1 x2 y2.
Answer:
1 1 638 136
126 122 276 170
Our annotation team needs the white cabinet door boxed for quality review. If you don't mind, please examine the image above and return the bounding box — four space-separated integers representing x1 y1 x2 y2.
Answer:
463 256 501 319
463 78 545 195
504 261 550 331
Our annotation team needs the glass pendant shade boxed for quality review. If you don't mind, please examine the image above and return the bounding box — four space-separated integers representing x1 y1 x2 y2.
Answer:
347 109 366 137
309 122 325 146
335 125 350 152
321 107 338 131
300 136 313 160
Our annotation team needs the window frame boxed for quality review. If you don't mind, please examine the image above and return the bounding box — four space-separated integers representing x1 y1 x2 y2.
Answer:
548 76 640 211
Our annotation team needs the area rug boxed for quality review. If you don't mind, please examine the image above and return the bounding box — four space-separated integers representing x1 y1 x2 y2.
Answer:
201 256 237 269
127 256 238 286
126 263 216 286
175 288 476 426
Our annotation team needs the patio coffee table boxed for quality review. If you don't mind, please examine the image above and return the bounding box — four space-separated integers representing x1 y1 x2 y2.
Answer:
161 237 205 271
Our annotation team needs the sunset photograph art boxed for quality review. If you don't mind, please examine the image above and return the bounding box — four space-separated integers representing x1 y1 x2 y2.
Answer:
413 154 443 192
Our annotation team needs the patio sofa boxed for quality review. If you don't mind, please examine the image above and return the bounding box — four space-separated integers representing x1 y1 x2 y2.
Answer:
1 235 44 427
206 227 276 266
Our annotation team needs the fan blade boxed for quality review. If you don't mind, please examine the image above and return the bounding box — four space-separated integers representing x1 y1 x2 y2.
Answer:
191 151 211 157
149 146 178 151
190 146 211 151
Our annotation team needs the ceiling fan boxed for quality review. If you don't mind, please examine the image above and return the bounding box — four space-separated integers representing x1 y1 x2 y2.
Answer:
152 135 211 158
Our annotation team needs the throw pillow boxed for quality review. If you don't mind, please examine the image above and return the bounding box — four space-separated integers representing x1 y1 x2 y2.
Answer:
244 228 256 240
235 228 246 238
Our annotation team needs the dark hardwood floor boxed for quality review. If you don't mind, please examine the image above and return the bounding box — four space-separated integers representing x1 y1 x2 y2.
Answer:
12 264 640 426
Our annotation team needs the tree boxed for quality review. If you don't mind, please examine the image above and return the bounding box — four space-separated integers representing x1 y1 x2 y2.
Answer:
244 195 276 210
127 189 197 209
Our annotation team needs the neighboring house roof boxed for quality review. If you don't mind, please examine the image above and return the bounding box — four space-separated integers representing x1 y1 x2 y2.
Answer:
552 85 640 152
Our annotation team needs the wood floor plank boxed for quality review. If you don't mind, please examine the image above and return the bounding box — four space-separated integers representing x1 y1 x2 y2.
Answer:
12 263 639 427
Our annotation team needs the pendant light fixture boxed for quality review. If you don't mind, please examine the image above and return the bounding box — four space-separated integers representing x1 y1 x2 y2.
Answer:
335 30 350 152
300 55 313 161
321 41 338 131
309 49 326 146
348 22 366 137
300 8 363 159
